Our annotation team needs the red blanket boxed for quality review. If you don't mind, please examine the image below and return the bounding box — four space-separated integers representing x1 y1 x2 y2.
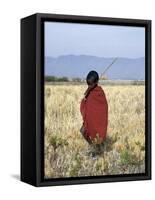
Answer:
80 85 108 143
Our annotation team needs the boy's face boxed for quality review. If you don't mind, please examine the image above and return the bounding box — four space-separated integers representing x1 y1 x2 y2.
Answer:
87 76 98 86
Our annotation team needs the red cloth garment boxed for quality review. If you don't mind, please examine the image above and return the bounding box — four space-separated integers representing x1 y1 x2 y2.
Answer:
80 85 108 143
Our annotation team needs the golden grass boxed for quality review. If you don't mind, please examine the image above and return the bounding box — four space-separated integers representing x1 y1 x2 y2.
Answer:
44 84 145 178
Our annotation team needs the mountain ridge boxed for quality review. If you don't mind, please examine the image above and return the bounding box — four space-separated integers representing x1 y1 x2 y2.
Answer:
45 55 145 80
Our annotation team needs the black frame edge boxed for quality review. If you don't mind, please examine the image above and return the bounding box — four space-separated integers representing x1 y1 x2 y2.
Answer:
145 20 152 180
20 14 38 186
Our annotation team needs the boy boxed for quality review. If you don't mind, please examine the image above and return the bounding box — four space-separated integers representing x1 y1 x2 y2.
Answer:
80 70 108 157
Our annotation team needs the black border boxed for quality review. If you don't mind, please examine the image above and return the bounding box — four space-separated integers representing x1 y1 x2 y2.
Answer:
36 13 151 186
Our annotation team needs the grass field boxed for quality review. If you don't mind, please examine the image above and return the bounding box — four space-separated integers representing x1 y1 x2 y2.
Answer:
44 84 145 178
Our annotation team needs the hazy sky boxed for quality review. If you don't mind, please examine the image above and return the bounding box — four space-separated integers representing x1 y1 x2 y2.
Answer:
45 21 145 58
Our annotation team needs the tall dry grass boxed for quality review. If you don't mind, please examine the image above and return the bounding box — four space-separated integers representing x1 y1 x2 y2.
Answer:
44 84 145 178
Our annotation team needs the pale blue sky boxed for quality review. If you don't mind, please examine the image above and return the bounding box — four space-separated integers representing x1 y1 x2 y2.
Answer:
45 21 145 58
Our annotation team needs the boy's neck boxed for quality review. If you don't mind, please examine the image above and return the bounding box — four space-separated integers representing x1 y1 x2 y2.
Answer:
84 83 98 98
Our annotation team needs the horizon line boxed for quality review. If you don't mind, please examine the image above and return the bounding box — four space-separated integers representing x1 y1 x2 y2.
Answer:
45 54 145 59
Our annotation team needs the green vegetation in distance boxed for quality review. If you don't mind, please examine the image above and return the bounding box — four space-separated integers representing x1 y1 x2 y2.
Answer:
45 76 69 82
45 76 83 82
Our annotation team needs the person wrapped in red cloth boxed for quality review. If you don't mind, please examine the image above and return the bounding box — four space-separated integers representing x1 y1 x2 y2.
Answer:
80 71 108 153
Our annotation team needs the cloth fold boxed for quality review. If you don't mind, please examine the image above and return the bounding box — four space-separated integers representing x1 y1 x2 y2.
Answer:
80 85 108 143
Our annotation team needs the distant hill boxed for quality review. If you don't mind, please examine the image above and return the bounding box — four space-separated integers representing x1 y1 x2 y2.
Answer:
45 55 145 80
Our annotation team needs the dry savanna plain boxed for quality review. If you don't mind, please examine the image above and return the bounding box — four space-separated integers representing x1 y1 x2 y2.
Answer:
44 83 145 178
